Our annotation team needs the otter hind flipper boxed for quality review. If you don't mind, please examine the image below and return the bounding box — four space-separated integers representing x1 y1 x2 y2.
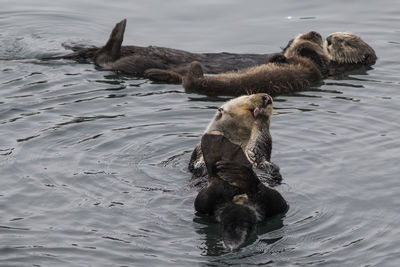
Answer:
188 61 204 78
105 18 126 60
200 134 251 176
94 19 127 66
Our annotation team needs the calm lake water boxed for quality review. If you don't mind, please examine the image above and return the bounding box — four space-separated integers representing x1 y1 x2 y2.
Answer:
1 0 399 266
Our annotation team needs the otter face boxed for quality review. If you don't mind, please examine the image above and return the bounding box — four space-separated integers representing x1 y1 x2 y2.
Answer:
205 93 273 146
325 32 377 64
218 93 273 122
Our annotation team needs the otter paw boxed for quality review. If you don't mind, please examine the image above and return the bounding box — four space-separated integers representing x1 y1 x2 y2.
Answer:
255 160 272 170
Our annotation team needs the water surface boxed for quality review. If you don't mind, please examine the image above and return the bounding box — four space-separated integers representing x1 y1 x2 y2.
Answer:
1 1 400 266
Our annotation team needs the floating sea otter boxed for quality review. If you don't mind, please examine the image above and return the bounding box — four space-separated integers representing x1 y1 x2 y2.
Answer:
44 19 277 83
189 93 280 188
182 31 377 96
194 133 288 251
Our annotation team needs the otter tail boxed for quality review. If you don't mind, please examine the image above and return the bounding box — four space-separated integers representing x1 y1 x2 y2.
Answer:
94 19 127 67
41 45 99 62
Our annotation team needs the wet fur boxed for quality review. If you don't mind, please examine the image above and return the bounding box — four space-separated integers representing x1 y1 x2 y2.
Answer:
183 32 328 96
194 134 288 250
189 93 281 187
183 31 377 96
44 19 275 83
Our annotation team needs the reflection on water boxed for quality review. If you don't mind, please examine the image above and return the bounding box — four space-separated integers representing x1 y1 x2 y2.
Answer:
194 213 285 257
1 0 400 266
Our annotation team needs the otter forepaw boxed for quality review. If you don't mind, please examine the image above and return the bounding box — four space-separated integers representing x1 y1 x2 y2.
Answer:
255 160 272 170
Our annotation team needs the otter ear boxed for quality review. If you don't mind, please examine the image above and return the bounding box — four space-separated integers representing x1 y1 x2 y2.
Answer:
299 47 328 76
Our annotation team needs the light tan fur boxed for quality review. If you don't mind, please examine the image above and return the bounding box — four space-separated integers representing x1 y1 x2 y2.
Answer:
189 94 274 180
325 32 377 64
205 94 272 149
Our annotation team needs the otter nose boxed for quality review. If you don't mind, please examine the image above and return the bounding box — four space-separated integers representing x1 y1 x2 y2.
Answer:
262 95 272 107
327 36 332 46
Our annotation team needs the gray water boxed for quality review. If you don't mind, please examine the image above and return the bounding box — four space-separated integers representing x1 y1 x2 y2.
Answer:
1 0 399 266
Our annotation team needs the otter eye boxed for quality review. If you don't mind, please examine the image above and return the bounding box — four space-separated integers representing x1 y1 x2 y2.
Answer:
262 96 267 102
327 36 332 46
216 107 224 120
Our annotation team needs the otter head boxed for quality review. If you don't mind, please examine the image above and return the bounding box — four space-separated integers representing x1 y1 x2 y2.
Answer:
325 32 377 65
206 93 273 144
283 31 330 76
217 93 273 123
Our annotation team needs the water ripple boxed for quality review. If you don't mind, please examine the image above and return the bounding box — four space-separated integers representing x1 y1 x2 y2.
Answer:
1 2 399 267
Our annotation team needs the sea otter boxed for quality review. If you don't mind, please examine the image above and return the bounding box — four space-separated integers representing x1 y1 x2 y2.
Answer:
189 93 281 188
182 31 377 96
194 133 288 251
44 19 276 83
183 31 329 96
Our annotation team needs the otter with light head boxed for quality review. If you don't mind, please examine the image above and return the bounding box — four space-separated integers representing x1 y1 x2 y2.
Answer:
194 133 288 251
189 93 281 188
183 31 329 96
183 31 377 96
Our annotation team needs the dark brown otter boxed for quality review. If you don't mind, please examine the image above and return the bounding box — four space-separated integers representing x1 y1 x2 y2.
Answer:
44 19 277 83
183 31 329 96
194 133 288 251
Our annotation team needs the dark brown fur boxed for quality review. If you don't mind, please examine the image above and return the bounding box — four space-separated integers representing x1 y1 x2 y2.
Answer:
44 19 276 83
183 31 328 96
194 133 288 250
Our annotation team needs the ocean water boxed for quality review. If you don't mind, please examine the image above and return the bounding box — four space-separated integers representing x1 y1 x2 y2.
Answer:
1 0 399 266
